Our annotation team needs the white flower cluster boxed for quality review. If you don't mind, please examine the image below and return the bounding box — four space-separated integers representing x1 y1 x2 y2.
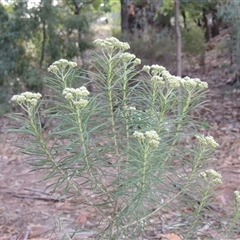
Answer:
121 106 135 118
234 191 240 204
142 65 166 76
145 130 160 140
133 131 145 140
62 86 90 108
142 64 208 91
166 75 182 88
48 59 77 73
133 130 160 148
93 37 130 51
119 53 141 65
163 74 208 90
124 106 136 111
151 76 164 87
181 76 208 90
199 169 222 185
11 92 42 107
195 134 219 148
63 86 90 98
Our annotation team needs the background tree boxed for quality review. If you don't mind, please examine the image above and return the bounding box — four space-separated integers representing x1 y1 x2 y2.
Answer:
219 0 240 84
0 1 39 95
175 0 182 76
180 0 222 42
120 0 129 34
0 0 101 113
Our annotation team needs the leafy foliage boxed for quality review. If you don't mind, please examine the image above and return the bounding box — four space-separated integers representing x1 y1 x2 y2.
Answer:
218 1 240 78
182 26 206 66
0 0 97 114
7 38 240 239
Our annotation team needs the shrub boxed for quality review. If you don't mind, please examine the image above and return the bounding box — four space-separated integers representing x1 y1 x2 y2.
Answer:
182 26 206 67
112 27 176 70
8 37 240 239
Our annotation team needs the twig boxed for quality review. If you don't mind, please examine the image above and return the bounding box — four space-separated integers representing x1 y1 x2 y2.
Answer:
23 187 51 195
12 193 64 202
0 189 63 201
23 230 30 240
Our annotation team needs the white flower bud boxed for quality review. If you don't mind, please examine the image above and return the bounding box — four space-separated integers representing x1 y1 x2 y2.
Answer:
133 131 145 140
195 135 219 148
73 99 89 108
142 65 151 74
149 139 159 148
145 130 160 141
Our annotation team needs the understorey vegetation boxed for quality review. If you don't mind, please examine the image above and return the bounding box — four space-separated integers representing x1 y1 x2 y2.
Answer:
8 37 240 239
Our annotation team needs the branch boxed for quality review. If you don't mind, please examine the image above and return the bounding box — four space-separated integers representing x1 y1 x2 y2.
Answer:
0 189 64 201
72 0 80 14
69 0 95 14
79 0 95 12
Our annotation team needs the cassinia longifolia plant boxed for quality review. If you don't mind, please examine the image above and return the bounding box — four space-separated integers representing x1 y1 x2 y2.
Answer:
8 37 240 239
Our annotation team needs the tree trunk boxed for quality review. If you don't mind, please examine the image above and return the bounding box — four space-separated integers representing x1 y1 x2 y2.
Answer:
202 8 210 42
181 9 187 29
211 8 220 38
40 19 46 68
175 0 182 77
120 0 129 34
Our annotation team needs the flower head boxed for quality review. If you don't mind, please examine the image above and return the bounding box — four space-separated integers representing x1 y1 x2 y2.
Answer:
145 130 160 141
119 53 141 66
76 86 90 97
120 53 136 62
124 106 136 111
151 65 166 76
200 169 222 185
142 65 151 74
133 57 141 65
198 81 208 90
234 191 240 204
166 75 181 88
73 99 89 108
93 37 130 51
47 59 77 73
11 92 42 107
196 135 219 148
133 131 145 141
183 78 198 89
149 139 159 148
160 70 171 79
142 65 166 76
134 130 160 148
63 86 90 109
151 76 165 87
182 77 208 90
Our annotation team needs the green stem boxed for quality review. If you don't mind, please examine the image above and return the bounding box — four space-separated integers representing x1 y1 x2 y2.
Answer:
172 92 191 146
115 149 205 233
76 110 92 174
28 111 105 219
106 56 120 239
224 205 240 238
185 183 211 238
122 66 130 150
107 58 119 155
75 108 110 208
29 114 79 192
150 82 157 114
141 145 149 193
157 93 167 133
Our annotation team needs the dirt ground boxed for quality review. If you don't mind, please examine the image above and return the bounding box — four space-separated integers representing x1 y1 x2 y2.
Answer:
1 27 240 239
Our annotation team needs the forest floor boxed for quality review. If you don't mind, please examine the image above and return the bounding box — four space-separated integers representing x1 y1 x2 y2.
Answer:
1 25 240 240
